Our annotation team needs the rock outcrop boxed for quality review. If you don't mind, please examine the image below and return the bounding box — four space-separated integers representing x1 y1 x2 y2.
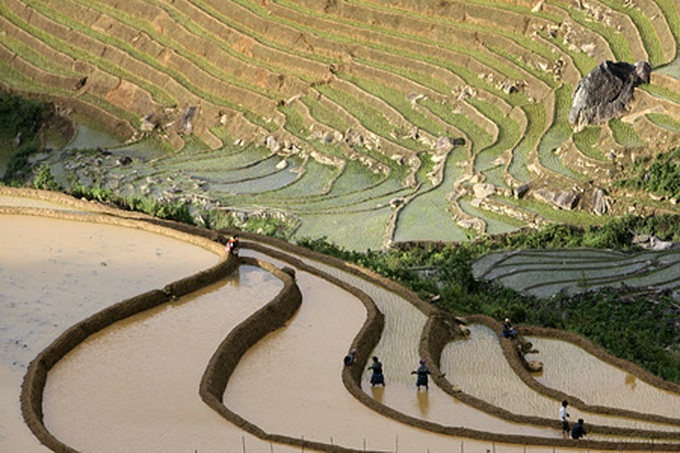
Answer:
533 188 580 210
569 60 651 129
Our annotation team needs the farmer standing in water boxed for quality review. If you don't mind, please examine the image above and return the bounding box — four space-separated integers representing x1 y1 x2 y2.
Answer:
412 359 431 390
368 356 385 386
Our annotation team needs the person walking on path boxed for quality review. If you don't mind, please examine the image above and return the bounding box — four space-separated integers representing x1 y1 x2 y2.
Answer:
560 400 571 436
412 359 431 391
368 356 385 386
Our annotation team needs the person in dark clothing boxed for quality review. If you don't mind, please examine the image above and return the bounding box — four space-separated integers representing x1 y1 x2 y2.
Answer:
571 418 586 439
411 359 431 390
368 356 385 386
343 349 357 366
501 318 517 339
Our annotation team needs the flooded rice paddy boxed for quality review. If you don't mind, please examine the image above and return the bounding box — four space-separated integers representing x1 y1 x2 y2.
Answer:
529 336 680 421
0 207 219 452
43 266 300 453
444 325 680 433
3 192 680 452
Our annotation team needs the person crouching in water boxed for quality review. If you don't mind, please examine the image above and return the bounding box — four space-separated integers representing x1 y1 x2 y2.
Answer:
412 359 431 390
368 356 385 386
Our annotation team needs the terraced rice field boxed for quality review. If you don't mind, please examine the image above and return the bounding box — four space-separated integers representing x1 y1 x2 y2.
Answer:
472 247 680 299
2 0 680 250
4 189 680 453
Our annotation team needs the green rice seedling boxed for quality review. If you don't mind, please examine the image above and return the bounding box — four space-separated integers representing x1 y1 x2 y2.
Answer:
277 0 536 102
532 30 595 78
301 96 351 133
468 98 521 175
191 157 293 184
328 160 388 195
642 84 680 104
63 120 125 152
1 2 175 106
259 158 340 199
536 85 584 179
280 104 310 138
646 113 680 133
597 0 667 67
609 118 646 147
209 167 300 196
355 57 452 96
557 4 635 64
486 44 558 87
347 75 442 137
458 197 524 234
509 195 607 227
295 206 391 251
572 125 607 161
509 102 545 183
653 0 680 45
76 0 277 97
419 99 492 148
284 178 413 214
29 0 269 117
393 147 471 242
315 84 418 151
0 60 50 93
0 32 77 77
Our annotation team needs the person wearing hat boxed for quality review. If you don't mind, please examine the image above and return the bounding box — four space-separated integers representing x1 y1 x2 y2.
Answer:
412 359 431 390
501 318 518 339
571 418 587 439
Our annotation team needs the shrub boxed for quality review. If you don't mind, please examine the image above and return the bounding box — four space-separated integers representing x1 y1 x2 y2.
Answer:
33 164 62 191
2 145 38 185
0 92 45 137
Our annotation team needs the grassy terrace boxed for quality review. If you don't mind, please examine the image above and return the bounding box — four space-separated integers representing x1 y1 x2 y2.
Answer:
2 0 680 250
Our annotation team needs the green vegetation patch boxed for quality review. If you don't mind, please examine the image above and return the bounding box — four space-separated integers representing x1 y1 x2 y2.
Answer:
646 113 680 133
572 125 607 161
609 118 646 147
536 85 583 179
617 146 680 199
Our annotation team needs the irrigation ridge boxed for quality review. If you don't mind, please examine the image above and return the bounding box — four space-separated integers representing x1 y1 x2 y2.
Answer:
4 188 680 453
2 0 680 250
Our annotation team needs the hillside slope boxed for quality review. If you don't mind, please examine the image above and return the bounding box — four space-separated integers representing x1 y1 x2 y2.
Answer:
2 0 680 250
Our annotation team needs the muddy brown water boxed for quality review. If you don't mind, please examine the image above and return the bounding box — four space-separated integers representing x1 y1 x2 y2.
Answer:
0 211 219 452
251 250 552 437
443 325 680 433
232 250 557 447
528 336 680 420
43 266 306 453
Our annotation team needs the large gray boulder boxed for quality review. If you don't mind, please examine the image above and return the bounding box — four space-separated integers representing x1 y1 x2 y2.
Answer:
569 61 651 129
534 188 580 210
